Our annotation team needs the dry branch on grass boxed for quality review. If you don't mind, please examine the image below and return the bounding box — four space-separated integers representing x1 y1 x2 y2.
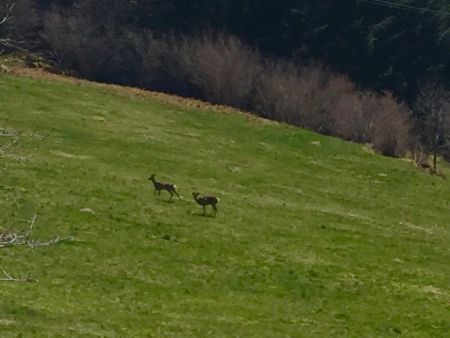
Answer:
0 214 73 249
0 214 73 283
0 129 15 137
0 267 37 283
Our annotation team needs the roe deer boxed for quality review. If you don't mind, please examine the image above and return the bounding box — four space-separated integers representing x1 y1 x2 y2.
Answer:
148 174 181 200
192 192 219 216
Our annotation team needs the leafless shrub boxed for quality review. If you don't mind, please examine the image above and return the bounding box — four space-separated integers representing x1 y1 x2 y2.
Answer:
41 3 143 84
10 0 39 43
171 32 262 108
252 60 303 123
329 87 412 157
305 72 355 135
42 6 116 77
333 92 366 142
252 58 411 155
253 44 412 158
132 31 181 91
0 0 41 53
0 0 14 27
252 61 337 130
0 0 21 52
370 93 412 157
254 62 365 136
414 83 450 169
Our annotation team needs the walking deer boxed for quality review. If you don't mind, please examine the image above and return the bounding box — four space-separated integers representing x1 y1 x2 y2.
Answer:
192 192 219 216
148 174 181 200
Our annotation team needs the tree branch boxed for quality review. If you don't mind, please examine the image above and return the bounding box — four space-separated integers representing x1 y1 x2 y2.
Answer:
0 267 37 283
0 37 26 51
0 214 74 249
24 213 37 239
0 1 15 23
0 213 73 283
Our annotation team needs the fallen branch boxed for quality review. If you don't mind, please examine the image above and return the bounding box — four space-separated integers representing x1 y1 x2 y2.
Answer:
0 213 72 283
0 214 73 249
0 267 37 283
0 230 20 248
24 213 37 239
0 129 15 137
27 235 74 248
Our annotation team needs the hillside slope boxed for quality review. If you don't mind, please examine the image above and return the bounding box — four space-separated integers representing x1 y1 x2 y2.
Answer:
0 72 449 337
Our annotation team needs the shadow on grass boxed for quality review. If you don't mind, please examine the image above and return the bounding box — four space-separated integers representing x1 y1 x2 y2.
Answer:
196 212 217 218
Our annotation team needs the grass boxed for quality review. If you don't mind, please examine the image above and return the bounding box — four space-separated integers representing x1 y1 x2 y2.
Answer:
0 71 449 337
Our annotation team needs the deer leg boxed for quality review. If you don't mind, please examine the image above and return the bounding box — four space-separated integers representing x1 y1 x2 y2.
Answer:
202 205 206 216
173 189 181 199
212 204 217 215
168 190 174 200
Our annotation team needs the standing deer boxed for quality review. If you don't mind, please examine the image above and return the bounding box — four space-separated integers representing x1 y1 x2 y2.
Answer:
192 192 219 216
148 174 181 200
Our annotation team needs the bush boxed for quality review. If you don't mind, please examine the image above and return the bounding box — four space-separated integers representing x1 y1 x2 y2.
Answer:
171 32 261 108
305 72 354 135
371 93 412 157
42 3 140 84
133 31 171 88
252 59 411 156
252 60 304 123
42 6 111 76
332 92 367 142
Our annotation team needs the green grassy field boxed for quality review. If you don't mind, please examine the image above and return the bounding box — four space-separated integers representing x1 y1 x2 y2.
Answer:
0 72 449 337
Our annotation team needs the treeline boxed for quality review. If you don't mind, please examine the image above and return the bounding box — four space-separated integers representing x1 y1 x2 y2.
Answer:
16 0 450 103
1 0 450 167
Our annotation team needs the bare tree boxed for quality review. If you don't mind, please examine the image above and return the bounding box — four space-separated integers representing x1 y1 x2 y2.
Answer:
415 83 450 171
0 0 14 27
0 0 27 52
